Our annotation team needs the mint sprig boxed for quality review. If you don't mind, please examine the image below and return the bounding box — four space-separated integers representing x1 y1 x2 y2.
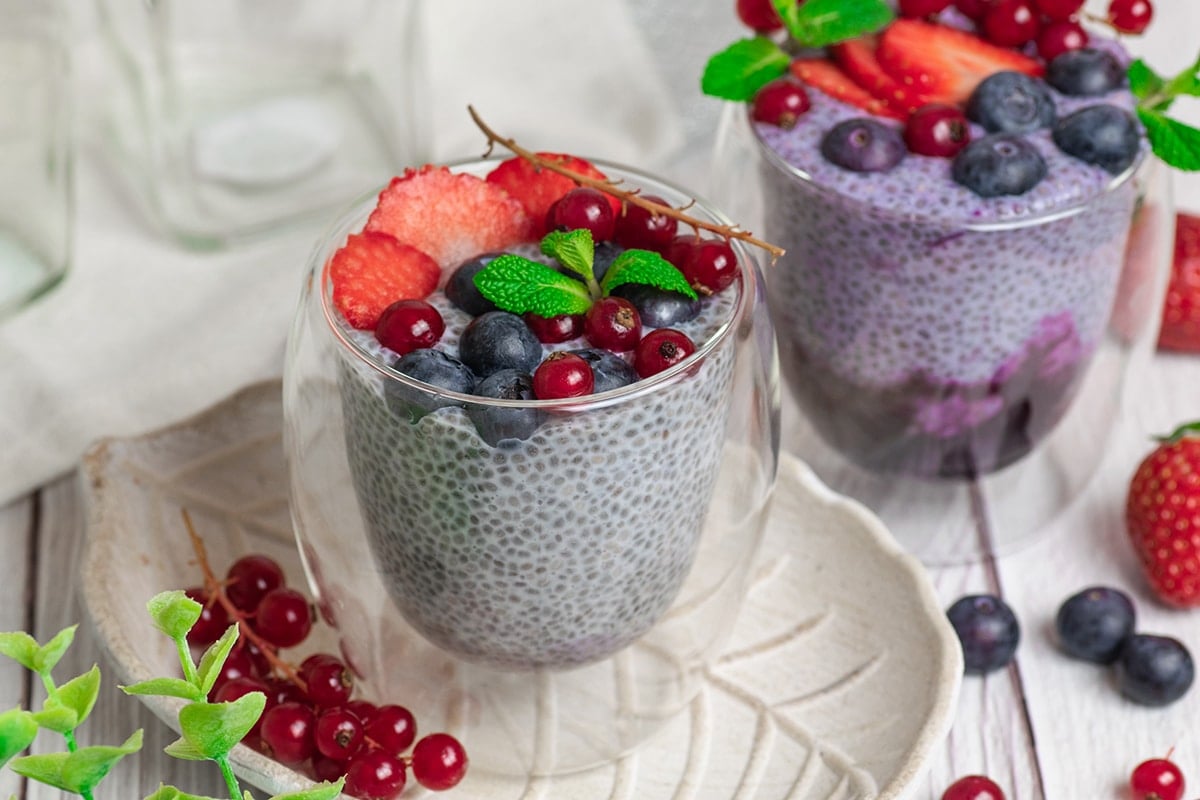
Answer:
700 0 893 101
1130 55 1200 171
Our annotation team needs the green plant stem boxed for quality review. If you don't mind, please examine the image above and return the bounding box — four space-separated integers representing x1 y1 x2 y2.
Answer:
215 754 242 800
173 636 199 686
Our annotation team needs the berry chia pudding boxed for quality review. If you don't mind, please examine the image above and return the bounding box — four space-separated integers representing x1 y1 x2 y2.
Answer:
716 9 1148 477
291 154 770 671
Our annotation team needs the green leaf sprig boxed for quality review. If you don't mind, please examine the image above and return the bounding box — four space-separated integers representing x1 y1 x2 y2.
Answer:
473 228 698 319
701 0 895 101
1129 53 1200 171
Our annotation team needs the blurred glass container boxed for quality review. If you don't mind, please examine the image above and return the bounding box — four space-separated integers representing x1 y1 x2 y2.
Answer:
0 0 72 319
94 0 423 248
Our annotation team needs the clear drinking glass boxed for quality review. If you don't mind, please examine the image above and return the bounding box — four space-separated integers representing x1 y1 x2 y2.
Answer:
283 158 780 775
94 0 423 248
0 0 72 319
711 103 1173 564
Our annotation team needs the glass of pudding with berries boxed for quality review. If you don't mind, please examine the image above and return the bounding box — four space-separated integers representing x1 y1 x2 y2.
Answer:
705 0 1177 562
283 125 780 775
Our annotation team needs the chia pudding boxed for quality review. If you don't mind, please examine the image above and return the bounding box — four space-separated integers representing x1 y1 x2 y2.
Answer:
752 25 1146 478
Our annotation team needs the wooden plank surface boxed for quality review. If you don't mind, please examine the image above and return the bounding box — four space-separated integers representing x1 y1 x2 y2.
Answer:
0 495 33 800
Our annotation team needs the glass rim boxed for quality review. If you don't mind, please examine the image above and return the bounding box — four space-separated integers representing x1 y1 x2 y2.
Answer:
739 102 1148 232
312 154 759 411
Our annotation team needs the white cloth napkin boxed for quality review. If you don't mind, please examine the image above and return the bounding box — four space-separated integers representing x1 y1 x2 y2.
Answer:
0 0 691 505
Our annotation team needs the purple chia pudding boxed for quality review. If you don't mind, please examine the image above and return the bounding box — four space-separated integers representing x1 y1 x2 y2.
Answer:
754 51 1146 478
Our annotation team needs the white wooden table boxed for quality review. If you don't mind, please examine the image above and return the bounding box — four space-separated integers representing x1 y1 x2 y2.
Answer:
3 346 1199 800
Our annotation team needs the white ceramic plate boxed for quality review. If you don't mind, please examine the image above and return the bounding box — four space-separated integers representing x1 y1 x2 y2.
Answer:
80 381 961 800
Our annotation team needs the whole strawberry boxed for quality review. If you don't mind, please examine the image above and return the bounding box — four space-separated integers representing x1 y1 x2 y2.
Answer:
1127 421 1200 606
1158 212 1200 353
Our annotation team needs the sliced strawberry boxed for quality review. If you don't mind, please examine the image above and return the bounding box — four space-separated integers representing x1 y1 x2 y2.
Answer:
364 166 534 270
876 18 1043 106
788 59 905 120
329 231 440 330
1159 212 1200 353
832 38 931 116
485 153 619 237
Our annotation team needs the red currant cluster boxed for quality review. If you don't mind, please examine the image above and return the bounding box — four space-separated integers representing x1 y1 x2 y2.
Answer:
942 775 1005 800
185 554 467 799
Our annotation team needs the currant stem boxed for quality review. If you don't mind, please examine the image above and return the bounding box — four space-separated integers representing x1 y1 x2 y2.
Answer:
467 105 787 260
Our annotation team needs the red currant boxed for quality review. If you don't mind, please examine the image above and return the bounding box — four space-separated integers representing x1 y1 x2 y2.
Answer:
410 733 469 791
954 0 994 19
345 750 406 800
223 554 285 613
364 704 417 755
345 699 379 726
1131 757 1185 800
253 587 313 648
547 188 616 242
942 775 1005 800
266 677 306 707
315 707 365 761
374 299 444 356
736 0 782 31
904 104 971 158
677 238 738 295
1108 0 1153 33
240 640 273 677
1036 19 1088 61
982 0 1040 47
533 352 595 399
259 702 316 764
300 655 354 708
524 312 584 344
634 329 697 378
899 0 953 16
184 587 229 647
312 755 348 782
1032 0 1084 20
613 195 678 253
584 297 642 352
751 77 811 129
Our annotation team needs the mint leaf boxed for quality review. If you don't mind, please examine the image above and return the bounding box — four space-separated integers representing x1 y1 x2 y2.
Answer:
601 249 698 300
1137 108 1200 171
196 624 240 697
9 751 71 792
701 37 790 101
780 0 894 48
121 677 205 703
270 778 346 800
178 694 266 760
147 591 203 641
1128 59 1165 104
61 730 143 796
51 665 101 727
34 626 76 674
0 708 38 768
0 632 39 671
541 229 595 283
475 255 593 318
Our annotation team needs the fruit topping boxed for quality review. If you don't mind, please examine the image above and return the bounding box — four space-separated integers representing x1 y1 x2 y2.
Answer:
1131 757 1186 800
485 153 618 238
1052 104 1140 174
585 296 642 352
820 118 906 173
635 329 698 378
966 71 1056 134
524 311 585 343
1159 212 1200 353
467 369 543 446
981 0 1040 47
736 0 784 32
614 197 678 253
610 283 701 327
388 348 476 420
548 187 617 241
459 310 543 377
593 241 625 281
831 38 929 116
672 236 740 295
533 351 595 399
877 19 1043 107
946 594 1020 674
952 134 1047 197
374 299 445 356
898 0 952 17
330 232 440 330
904 104 971 158
751 77 812 129
1036 19 1089 63
1116 633 1195 706
1045 48 1125 97
942 775 1006 800
1108 0 1154 34
954 0 992 19
1034 0 1085 21
570 348 639 393
364 165 534 269
1054 586 1136 663
789 59 904 121
445 253 501 316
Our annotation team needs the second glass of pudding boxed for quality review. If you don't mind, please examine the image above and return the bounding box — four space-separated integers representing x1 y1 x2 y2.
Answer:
284 157 780 776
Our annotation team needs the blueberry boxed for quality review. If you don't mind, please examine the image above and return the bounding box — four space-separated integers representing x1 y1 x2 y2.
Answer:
594 242 625 282
1052 104 1141 175
952 134 1047 197
1055 586 1136 664
820 118 906 173
387 348 476 421
946 594 1020 674
468 369 543 446
569 348 637 393
1046 48 1126 97
458 311 543 378
1116 634 1194 706
610 283 700 328
446 253 502 316
966 71 1056 134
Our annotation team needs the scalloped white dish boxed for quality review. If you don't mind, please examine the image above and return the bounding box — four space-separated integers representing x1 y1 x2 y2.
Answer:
79 380 961 799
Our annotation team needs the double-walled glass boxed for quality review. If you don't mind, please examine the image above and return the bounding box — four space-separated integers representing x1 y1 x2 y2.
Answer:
284 159 780 775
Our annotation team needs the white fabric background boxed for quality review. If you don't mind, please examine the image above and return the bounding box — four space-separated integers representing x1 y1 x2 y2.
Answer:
0 0 1197 504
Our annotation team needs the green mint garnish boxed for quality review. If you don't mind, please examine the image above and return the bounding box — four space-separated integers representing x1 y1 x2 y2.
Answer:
602 250 698 299
540 229 595 284
700 0 893 101
474 255 593 318
1131 55 1200 171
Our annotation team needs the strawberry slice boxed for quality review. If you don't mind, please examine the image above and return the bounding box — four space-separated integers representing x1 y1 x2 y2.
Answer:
329 231 440 330
1159 212 1200 353
832 38 931 116
364 166 534 270
876 19 1043 106
789 59 904 120
485 153 620 237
